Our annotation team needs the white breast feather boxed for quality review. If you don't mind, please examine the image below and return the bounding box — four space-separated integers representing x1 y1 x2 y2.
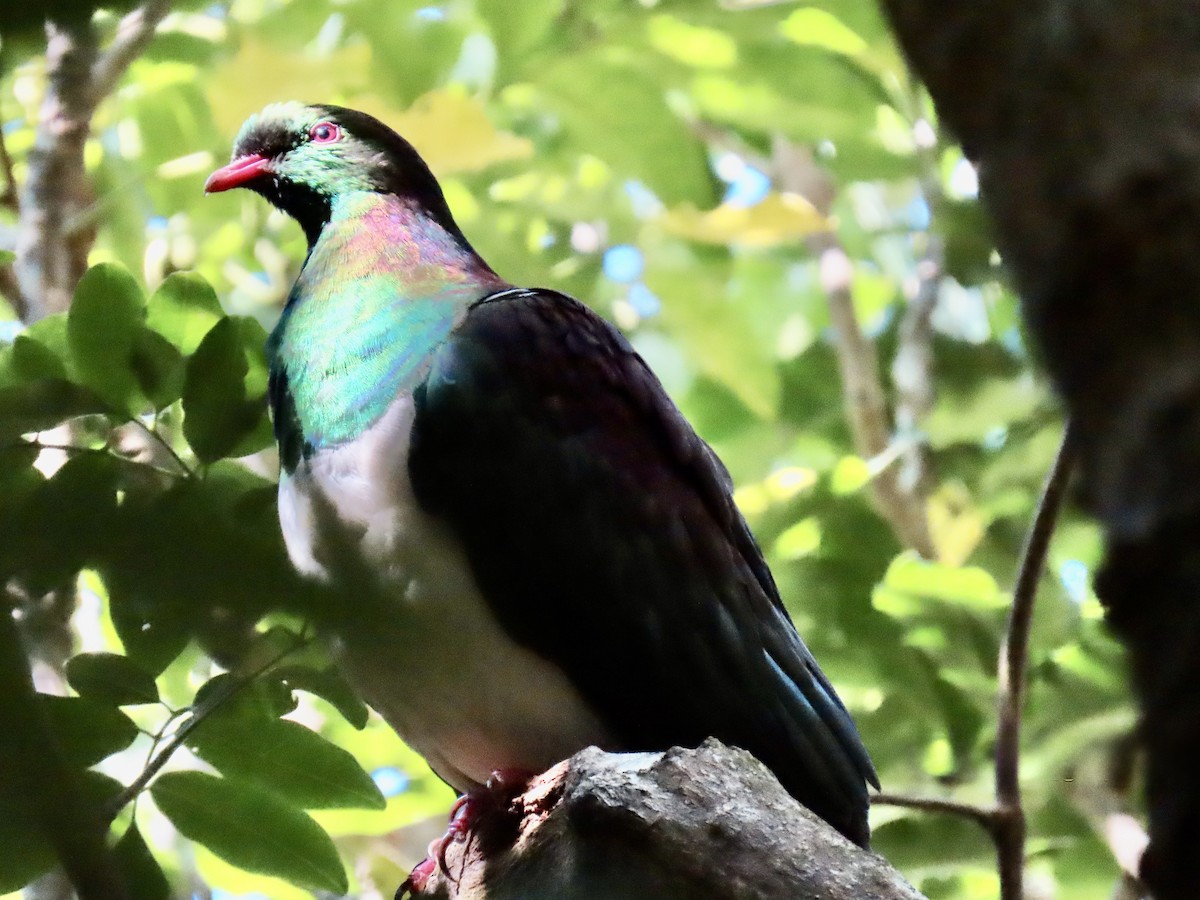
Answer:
277 395 611 790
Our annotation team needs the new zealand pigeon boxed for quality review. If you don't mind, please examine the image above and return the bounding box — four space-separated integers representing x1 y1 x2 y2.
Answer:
205 102 878 856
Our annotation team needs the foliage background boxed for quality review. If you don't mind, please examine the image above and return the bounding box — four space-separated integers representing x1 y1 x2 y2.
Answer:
0 1 1136 898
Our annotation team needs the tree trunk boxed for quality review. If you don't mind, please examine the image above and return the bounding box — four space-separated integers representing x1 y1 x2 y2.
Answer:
877 2 1200 895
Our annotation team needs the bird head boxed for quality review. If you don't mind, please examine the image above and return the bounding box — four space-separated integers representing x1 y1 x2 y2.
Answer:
206 101 457 245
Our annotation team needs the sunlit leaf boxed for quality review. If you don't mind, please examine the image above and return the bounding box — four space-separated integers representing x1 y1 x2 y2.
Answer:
190 716 385 810
647 257 781 419
391 88 534 176
146 272 225 356
67 263 146 412
540 55 715 205
926 483 987 567
880 553 1008 611
780 8 868 56
151 771 347 894
659 193 826 247
205 38 372 134
647 15 737 69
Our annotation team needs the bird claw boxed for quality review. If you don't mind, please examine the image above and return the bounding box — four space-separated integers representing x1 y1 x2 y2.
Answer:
398 856 437 897
399 769 533 896
437 796 474 878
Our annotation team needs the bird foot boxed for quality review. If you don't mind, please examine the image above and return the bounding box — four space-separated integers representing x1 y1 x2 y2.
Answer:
399 769 533 896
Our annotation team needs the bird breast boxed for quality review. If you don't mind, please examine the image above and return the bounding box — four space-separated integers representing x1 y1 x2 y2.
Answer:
276 392 611 791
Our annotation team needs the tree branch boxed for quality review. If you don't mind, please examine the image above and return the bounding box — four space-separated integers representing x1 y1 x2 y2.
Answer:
14 2 171 322
0 124 18 213
90 1 172 104
871 791 998 833
14 16 99 321
102 630 311 822
412 740 928 900
866 429 1074 898
889 103 944 514
992 424 1074 899
817 235 938 558
689 128 938 557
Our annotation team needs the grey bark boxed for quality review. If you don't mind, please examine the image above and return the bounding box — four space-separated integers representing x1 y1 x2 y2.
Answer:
413 739 924 900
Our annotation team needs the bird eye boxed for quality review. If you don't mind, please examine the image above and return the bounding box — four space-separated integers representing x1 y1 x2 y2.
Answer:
309 121 341 144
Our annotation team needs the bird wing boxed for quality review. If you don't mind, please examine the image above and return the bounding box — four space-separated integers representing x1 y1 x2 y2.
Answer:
408 288 877 845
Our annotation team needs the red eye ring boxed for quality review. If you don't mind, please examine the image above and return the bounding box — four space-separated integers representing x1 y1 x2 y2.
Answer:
309 121 341 144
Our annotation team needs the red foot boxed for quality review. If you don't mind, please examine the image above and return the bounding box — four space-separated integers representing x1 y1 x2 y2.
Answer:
398 769 533 896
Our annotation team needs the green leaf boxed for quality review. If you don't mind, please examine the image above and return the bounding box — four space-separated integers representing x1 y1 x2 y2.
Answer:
932 676 985 768
114 823 171 900
67 263 146 412
648 256 781 419
146 272 225 356
38 695 138 768
938 198 996 286
274 664 370 730
16 452 120 593
540 55 715 205
65 652 159 706
478 0 563 71
876 553 1008 613
190 716 385 809
192 666 297 723
0 249 14 265
873 812 996 872
151 771 347 894
182 317 262 463
0 379 109 441
0 780 55 892
1 315 71 389
130 328 186 410
779 7 868 56
11 335 67 382
108 595 189 678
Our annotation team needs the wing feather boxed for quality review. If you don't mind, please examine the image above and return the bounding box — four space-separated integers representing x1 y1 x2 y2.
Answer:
409 288 876 845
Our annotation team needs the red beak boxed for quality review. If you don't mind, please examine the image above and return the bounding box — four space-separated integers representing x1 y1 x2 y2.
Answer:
204 153 273 193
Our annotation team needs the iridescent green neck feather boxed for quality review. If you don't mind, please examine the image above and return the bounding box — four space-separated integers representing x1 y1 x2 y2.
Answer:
268 191 505 465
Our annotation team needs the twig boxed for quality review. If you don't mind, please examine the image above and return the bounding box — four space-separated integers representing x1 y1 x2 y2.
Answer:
102 630 312 822
890 100 944 511
0 589 128 898
125 415 193 477
817 235 938 558
0 124 18 212
0 266 22 315
993 424 1074 900
90 1 173 105
6 438 187 480
690 125 937 556
889 233 941 497
871 791 998 832
867 427 1074 900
